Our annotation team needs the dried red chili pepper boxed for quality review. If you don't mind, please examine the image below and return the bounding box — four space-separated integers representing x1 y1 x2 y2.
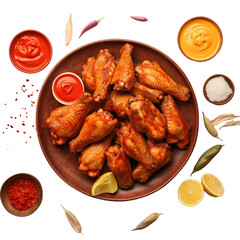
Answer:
8 178 38 211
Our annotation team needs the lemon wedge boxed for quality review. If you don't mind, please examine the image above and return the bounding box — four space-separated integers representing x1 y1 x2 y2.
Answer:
178 179 204 207
201 173 224 197
91 172 118 196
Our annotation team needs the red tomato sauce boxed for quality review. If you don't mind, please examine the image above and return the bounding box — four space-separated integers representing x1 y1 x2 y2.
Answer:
53 73 84 104
10 30 52 73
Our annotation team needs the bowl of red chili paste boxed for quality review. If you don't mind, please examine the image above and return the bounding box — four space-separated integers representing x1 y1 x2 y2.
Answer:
9 30 52 73
0 173 43 217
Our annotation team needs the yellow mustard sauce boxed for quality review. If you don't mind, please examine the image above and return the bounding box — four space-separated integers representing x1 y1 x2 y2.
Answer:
178 17 222 61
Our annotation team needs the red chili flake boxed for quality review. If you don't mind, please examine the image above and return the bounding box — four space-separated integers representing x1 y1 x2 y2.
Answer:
15 98 18 101
37 132 41 136
10 125 13 128
16 130 20 133
23 131 26 134
8 178 38 211
26 79 29 82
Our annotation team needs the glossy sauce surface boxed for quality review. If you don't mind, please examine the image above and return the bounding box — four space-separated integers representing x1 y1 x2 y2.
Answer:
53 73 84 104
10 31 52 73
178 17 222 61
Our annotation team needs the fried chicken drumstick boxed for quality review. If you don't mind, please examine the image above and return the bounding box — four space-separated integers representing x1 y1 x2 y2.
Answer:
46 92 94 145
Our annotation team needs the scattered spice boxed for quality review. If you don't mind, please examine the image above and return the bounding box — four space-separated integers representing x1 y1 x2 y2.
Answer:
8 178 38 211
65 14 73 46
1 78 39 142
61 205 82 233
205 76 233 102
79 17 104 38
132 212 162 231
191 145 224 176
130 16 148 22
202 112 222 140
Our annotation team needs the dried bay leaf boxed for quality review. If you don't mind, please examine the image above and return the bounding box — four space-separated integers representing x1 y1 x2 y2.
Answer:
65 14 72 46
220 120 240 129
202 112 222 140
211 113 240 126
61 205 82 233
132 212 162 231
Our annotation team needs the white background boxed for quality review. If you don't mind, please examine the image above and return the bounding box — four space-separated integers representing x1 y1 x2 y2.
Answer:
1 0 239 239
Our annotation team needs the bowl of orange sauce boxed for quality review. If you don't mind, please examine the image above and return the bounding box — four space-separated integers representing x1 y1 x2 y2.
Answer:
52 72 85 105
178 17 223 61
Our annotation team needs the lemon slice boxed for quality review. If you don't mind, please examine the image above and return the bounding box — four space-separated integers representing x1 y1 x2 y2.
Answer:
201 173 224 197
178 179 204 207
91 172 118 196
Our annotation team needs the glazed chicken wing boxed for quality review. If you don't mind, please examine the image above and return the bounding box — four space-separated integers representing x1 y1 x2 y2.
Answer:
126 95 167 141
135 60 190 102
160 95 190 149
116 122 158 170
132 140 173 183
82 56 96 92
69 108 118 153
105 91 134 119
78 133 114 178
46 92 94 145
130 81 164 103
111 43 136 92
93 49 116 103
106 145 134 189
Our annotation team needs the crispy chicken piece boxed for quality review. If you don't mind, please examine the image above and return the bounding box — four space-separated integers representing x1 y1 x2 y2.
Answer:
106 145 134 189
93 49 116 103
108 91 134 118
132 140 173 183
46 92 94 145
82 56 96 92
126 95 167 141
130 81 164 103
116 122 158 170
69 108 118 153
160 95 190 149
135 60 190 102
78 133 114 178
111 43 136 92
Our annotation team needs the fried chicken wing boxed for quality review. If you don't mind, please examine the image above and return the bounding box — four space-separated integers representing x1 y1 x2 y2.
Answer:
69 108 118 153
116 122 158 170
132 140 173 183
106 145 134 189
111 43 136 92
46 92 94 145
108 91 134 118
78 133 114 178
82 56 96 92
160 95 190 149
126 95 167 141
135 60 190 102
130 81 164 103
93 49 116 103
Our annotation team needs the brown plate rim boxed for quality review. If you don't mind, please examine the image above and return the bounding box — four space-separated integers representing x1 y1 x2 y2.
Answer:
36 38 199 201
177 16 223 62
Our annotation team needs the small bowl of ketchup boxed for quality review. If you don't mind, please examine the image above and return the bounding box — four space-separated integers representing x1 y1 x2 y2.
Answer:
52 72 85 105
9 30 52 73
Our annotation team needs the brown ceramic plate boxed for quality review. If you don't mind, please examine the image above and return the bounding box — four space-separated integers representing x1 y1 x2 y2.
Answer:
203 74 235 105
36 39 199 201
0 173 43 216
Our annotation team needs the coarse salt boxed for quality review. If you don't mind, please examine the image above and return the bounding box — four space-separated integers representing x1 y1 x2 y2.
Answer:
205 76 232 102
